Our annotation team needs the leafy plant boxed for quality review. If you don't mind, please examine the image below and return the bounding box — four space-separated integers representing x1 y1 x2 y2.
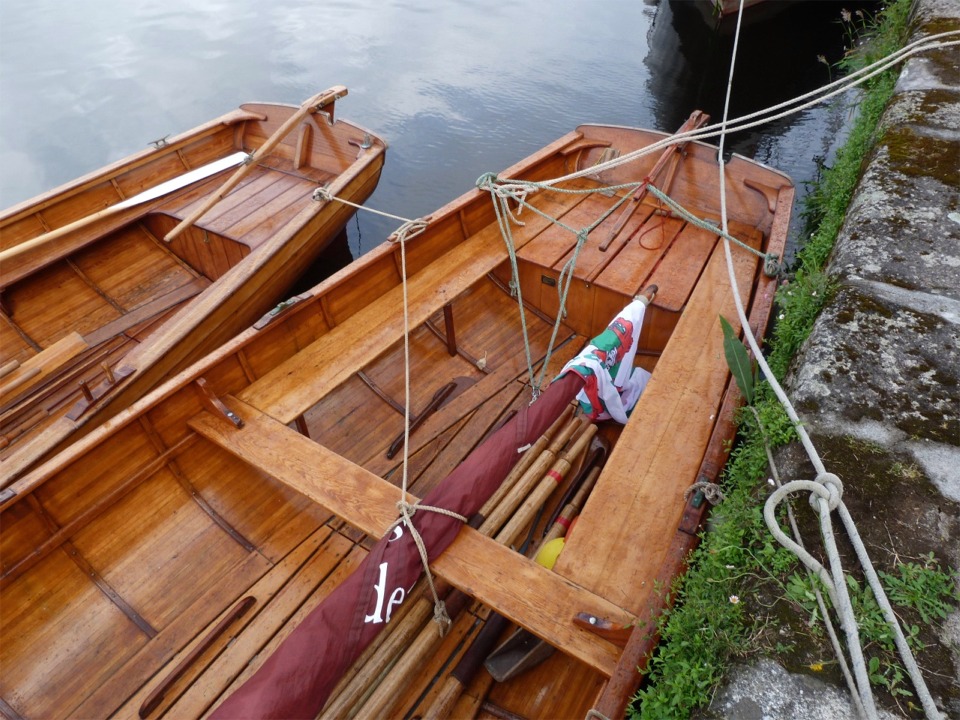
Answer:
720 315 756 405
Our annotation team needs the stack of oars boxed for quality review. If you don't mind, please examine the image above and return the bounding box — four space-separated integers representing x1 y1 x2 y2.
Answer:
319 406 596 719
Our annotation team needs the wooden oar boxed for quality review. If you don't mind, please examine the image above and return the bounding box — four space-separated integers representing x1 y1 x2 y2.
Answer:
0 152 247 265
599 110 709 251
163 86 347 242
494 422 598 548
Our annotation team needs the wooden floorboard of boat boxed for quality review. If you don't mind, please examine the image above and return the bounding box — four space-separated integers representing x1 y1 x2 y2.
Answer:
161 539 369 718
552 229 762 614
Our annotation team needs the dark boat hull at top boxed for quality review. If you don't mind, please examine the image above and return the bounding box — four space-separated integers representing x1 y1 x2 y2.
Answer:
0 86 386 483
0 119 792 718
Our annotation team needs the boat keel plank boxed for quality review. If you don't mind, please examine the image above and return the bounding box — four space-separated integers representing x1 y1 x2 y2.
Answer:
189 399 631 677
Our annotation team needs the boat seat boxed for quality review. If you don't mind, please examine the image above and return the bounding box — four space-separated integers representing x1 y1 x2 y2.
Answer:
239 184 595 425
189 397 633 678
551 233 761 615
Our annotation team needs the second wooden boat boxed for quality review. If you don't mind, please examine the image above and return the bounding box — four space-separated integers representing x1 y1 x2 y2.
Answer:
0 117 792 719
0 86 386 483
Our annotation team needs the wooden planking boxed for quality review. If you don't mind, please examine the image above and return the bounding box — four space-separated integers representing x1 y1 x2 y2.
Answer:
68 465 251 630
189 399 632 677
171 168 280 228
171 540 367 718
3 261 122 347
0 549 148 719
238 187 590 424
221 178 315 245
552 232 760 613
172 433 332 563
0 332 88 406
644 221 720 312
592 212 685 298
70 547 274 719
71 224 199 311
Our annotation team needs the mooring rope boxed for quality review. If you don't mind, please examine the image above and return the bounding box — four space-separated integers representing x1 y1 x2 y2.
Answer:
713 2 943 718
519 31 959 191
389 217 469 635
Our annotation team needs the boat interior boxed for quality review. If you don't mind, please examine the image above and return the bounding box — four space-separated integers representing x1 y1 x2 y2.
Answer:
0 124 792 719
0 99 368 464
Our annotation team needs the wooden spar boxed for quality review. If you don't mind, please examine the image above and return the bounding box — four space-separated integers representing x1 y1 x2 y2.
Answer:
476 406 574 520
163 87 347 242
494 423 598 548
599 110 709 251
542 464 601 544
0 153 247 265
477 413 582 536
351 422 600 719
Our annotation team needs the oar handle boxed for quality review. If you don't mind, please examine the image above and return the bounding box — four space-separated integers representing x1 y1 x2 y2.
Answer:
163 86 348 242
0 204 126 264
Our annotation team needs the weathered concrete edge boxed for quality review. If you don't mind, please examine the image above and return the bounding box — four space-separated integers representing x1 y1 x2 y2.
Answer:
712 1 960 718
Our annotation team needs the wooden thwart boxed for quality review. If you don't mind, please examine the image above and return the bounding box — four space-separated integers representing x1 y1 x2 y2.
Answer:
188 397 631 677
239 189 589 424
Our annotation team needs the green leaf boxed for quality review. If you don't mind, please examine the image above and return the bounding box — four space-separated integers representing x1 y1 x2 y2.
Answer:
720 315 754 405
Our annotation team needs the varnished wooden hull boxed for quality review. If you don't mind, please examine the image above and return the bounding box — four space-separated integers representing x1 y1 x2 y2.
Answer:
0 88 386 482
0 123 791 719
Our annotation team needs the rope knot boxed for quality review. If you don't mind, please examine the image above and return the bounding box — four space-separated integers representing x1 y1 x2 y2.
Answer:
395 499 418 521
432 599 453 637
389 218 429 244
685 480 725 505
814 472 843 511
764 252 782 277
312 185 332 202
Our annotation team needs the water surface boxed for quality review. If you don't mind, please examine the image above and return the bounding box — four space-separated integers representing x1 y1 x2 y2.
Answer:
1 0 874 258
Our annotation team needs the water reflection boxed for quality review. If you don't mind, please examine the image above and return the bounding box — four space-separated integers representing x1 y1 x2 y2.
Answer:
1 0 875 260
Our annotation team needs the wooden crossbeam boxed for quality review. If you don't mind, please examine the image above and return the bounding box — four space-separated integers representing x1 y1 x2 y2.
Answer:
188 398 632 677
238 189 590 425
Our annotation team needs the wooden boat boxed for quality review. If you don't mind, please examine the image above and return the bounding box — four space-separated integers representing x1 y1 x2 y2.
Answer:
0 86 386 483
0 118 793 719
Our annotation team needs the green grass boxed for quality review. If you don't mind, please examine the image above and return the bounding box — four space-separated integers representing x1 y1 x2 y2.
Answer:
626 1 959 717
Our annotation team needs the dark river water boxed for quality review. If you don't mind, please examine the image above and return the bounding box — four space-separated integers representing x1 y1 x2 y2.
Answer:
1 0 877 262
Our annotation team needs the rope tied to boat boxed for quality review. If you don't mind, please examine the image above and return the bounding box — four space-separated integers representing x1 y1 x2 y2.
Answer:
390 216 468 636
684 480 725 506
389 499 467 636
643 183 780 271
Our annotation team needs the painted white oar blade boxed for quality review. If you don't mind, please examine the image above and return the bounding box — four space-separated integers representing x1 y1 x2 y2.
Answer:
115 151 248 209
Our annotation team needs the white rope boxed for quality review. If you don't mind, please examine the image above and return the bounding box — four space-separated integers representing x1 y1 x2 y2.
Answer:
517 31 959 189
713 3 943 718
371 216 469 636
